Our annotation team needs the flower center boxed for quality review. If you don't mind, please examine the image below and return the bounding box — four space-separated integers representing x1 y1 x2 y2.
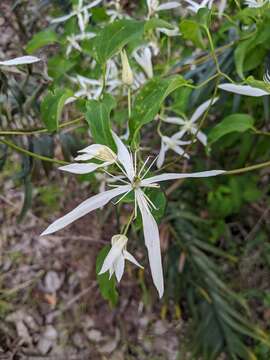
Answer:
132 176 141 189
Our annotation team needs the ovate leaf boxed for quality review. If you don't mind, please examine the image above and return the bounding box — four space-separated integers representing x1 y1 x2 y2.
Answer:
26 30 58 54
85 94 116 150
208 114 254 144
93 19 144 64
180 19 205 49
96 246 119 307
41 88 73 132
129 75 187 142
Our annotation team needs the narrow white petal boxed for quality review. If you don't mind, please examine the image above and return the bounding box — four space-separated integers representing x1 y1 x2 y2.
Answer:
114 255 125 282
74 153 94 161
136 189 164 298
218 83 269 97
41 185 131 235
58 162 109 174
157 2 180 11
123 250 143 268
162 116 186 125
111 131 135 181
156 142 168 169
77 12 85 33
83 0 103 10
190 97 218 123
99 245 122 275
51 12 75 23
194 129 207 146
0 56 40 66
141 170 225 186
173 145 189 159
173 129 187 140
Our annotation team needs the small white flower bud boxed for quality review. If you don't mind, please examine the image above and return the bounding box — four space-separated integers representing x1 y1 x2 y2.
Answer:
120 50 133 86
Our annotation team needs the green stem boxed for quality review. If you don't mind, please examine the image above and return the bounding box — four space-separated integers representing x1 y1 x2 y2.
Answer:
0 138 68 165
205 26 221 73
0 116 85 136
252 127 270 137
128 86 132 119
224 160 270 175
122 210 135 236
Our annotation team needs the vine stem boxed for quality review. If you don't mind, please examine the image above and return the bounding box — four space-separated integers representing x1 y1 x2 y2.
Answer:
0 116 85 136
0 138 68 165
122 209 135 236
128 86 132 119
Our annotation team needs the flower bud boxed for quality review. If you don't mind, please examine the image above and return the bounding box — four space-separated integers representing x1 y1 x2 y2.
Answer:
120 50 133 86
76 144 117 163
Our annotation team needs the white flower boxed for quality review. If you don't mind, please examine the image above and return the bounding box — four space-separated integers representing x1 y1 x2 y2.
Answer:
106 0 130 21
66 61 121 103
218 83 269 97
121 50 134 86
66 32 96 57
99 234 143 282
162 98 219 146
244 0 268 8
156 134 191 169
146 0 180 17
133 46 153 79
0 56 40 66
184 0 213 13
59 144 117 174
41 131 224 297
51 0 102 33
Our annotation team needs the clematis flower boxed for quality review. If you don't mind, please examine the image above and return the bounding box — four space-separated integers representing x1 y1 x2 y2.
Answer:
66 61 121 103
51 0 102 33
156 134 191 169
162 98 218 146
184 0 213 13
146 0 180 18
99 234 143 282
218 83 269 97
66 32 96 57
0 56 40 66
106 0 130 21
244 0 268 7
133 46 153 79
59 144 117 174
41 131 224 297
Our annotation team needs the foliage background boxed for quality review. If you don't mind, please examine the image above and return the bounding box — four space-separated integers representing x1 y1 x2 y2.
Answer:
0 0 270 359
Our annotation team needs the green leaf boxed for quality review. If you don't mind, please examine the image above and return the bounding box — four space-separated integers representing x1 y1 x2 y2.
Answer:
48 56 76 79
208 114 255 144
129 75 188 142
234 23 270 78
93 19 144 64
179 19 205 49
144 18 174 32
85 94 116 150
96 246 119 306
41 88 73 132
25 30 58 54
